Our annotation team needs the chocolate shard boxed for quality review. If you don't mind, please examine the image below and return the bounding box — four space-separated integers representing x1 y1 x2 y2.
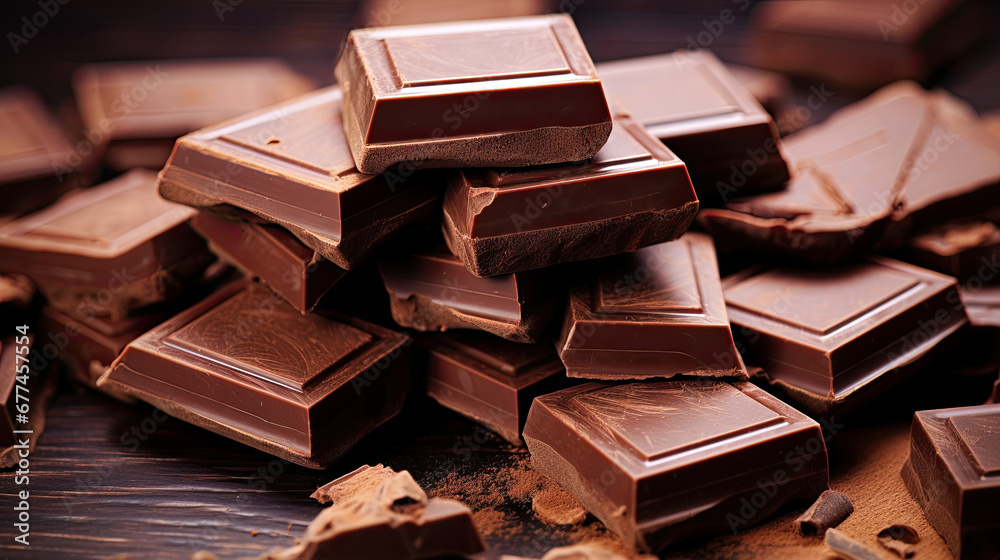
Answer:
311 464 397 505
747 0 996 91
794 490 854 536
263 465 485 560
877 525 919 559
334 15 612 174
416 331 569 445
1 335 59 468
0 87 85 223
443 112 698 277
558 233 746 380
532 485 587 526
378 247 553 343
73 59 314 170
0 168 213 322
960 285 1000 328
824 528 882 560
901 403 1000 560
158 86 441 269
724 256 967 417
523 380 830 552
701 81 1000 263
191 211 345 313
904 219 1000 283
597 50 789 204
98 282 412 469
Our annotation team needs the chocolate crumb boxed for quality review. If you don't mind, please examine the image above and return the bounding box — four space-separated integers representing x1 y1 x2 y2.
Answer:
795 490 855 536
877 525 919 558
825 528 881 560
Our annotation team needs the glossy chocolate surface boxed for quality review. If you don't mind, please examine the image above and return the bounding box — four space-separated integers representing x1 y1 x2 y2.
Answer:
725 63 791 119
191 212 345 313
0 87 76 185
334 15 612 174
961 285 1000 328
379 248 551 342
901 403 1000 560
99 282 412 469
523 380 829 552
73 59 314 142
158 86 441 269
0 169 211 320
442 114 698 277
597 51 788 203
905 220 1000 283
724 257 966 413
417 331 567 444
558 233 745 379
702 82 1000 262
748 0 996 91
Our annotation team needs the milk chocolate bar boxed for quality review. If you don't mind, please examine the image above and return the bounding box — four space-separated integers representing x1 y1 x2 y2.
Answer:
99 282 411 469
901 403 1000 560
442 114 698 277
378 248 553 343
73 59 314 170
724 257 967 416
701 82 1000 262
0 169 213 322
158 86 441 269
597 51 788 204
0 88 83 223
748 0 996 91
558 233 746 380
417 331 567 445
523 380 829 552
191 212 345 313
334 15 612 174
905 219 1000 284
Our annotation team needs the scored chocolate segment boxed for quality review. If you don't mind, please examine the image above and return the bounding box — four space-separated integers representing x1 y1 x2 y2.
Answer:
0 169 212 321
558 233 745 380
724 257 967 415
442 113 698 277
597 50 788 204
158 86 441 269
191 212 345 313
901 404 1000 560
378 248 552 343
99 282 411 469
417 331 567 445
523 380 829 552
335 15 612 174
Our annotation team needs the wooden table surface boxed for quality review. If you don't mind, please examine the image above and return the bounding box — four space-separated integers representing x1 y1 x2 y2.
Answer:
1 1 999 559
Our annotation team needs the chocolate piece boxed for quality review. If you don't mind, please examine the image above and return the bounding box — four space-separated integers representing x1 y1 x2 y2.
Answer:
191 212 345 313
0 169 212 322
794 490 854 536
1 335 59 469
0 88 83 222
442 113 698 277
748 0 996 91
558 233 746 380
417 331 567 445
901 403 1000 560
961 285 1000 328
73 59 314 170
724 257 967 416
824 528 882 560
356 0 556 26
905 219 1000 283
701 82 1000 262
334 15 613 174
523 380 829 552
98 282 412 469
311 464 396 505
597 51 788 204
265 465 485 560
378 248 552 343
877 525 919 558
158 86 441 269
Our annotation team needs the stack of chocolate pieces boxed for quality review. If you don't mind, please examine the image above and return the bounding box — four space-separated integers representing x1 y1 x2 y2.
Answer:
3 7 1000 559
